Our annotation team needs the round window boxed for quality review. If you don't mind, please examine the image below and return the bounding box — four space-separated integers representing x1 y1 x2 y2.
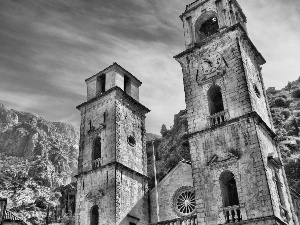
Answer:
172 186 196 216
127 135 136 147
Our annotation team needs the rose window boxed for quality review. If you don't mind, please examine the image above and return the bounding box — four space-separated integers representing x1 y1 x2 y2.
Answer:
173 186 196 216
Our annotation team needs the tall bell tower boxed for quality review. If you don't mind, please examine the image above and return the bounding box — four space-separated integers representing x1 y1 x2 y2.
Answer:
175 0 299 224
75 63 150 225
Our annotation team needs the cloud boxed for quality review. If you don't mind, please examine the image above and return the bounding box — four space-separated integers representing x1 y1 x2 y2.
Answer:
0 0 300 134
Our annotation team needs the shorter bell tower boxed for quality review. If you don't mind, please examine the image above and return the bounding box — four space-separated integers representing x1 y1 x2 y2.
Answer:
75 63 150 225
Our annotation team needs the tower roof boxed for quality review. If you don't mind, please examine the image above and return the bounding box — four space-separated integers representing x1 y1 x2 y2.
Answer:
85 62 142 85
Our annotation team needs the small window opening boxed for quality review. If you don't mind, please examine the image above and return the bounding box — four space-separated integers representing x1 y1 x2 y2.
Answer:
253 84 261 98
208 85 224 115
129 223 136 225
200 17 219 37
90 205 99 225
92 137 101 160
273 169 289 221
275 172 285 206
124 75 130 95
103 111 107 123
89 120 93 130
97 74 106 95
128 135 136 147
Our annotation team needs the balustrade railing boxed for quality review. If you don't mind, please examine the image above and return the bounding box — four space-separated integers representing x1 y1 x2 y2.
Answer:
92 158 101 169
222 205 245 223
208 110 228 127
150 215 197 225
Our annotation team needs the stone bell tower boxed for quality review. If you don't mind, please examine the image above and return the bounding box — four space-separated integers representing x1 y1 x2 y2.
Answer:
75 63 150 225
175 0 299 224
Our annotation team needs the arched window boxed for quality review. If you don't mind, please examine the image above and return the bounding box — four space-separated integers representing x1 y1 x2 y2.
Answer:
96 74 106 96
90 205 99 225
207 85 224 115
93 137 101 160
199 17 219 36
195 11 219 42
219 171 239 207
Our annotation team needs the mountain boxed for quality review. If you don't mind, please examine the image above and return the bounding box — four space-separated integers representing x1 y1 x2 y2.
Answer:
146 110 190 188
0 103 79 224
267 78 300 192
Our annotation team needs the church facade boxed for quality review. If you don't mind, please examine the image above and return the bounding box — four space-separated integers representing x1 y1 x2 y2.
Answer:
75 0 300 224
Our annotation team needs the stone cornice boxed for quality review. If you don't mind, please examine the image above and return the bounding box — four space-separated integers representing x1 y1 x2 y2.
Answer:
76 86 150 113
174 23 266 66
187 111 276 140
74 161 150 180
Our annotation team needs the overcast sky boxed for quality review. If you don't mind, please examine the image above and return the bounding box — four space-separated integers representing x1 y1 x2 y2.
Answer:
0 0 299 134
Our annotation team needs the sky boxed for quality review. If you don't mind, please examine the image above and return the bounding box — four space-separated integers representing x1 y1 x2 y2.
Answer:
0 0 300 134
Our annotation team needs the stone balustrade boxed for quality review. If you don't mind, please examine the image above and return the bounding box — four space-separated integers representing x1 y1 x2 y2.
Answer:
92 158 101 169
208 110 228 127
222 204 246 223
150 215 197 225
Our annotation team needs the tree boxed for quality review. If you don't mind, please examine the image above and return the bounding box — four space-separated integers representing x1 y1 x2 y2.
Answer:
160 124 168 137
286 81 292 92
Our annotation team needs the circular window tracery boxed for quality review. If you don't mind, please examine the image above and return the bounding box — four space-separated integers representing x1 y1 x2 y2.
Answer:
173 186 196 217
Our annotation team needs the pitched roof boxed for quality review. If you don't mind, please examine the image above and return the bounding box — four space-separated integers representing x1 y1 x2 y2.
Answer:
85 62 142 85
150 160 192 194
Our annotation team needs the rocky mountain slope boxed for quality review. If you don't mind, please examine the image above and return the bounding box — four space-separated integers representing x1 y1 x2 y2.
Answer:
0 103 79 224
146 110 190 188
267 79 300 192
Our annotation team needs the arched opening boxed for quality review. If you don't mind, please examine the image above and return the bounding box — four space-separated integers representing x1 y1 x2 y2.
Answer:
219 171 239 207
90 205 99 225
93 137 101 160
199 17 219 36
96 74 106 96
124 75 131 95
195 11 219 42
207 85 224 115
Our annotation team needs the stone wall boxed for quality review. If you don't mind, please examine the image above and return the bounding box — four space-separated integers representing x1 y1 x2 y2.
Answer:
188 117 278 224
115 90 147 176
116 168 149 225
78 92 116 173
149 162 193 223
177 30 253 134
75 164 116 225
256 125 298 223
239 36 273 129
